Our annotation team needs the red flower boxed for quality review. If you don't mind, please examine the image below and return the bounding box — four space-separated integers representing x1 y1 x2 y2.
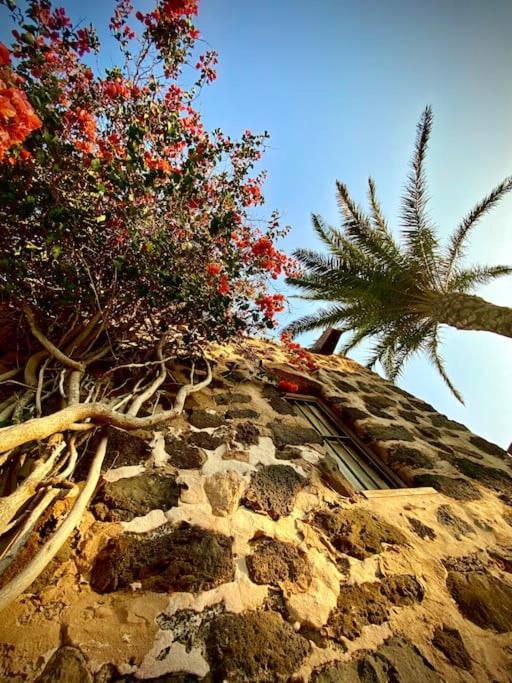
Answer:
278 379 299 393
255 293 285 320
0 43 10 67
0 84 42 162
162 0 198 18
206 262 221 276
217 274 229 295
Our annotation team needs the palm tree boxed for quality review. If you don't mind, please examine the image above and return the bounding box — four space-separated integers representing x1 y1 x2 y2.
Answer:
286 106 512 402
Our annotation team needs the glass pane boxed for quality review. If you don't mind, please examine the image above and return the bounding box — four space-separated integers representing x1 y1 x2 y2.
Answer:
286 397 393 491
329 440 390 490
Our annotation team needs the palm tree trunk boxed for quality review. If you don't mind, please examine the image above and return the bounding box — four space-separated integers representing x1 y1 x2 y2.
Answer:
434 292 512 338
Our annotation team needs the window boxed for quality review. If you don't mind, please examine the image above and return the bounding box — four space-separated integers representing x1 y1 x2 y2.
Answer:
287 396 402 491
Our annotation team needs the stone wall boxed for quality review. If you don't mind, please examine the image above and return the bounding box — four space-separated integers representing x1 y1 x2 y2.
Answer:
1 339 512 682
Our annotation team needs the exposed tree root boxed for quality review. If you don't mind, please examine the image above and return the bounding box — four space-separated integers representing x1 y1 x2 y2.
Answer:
0 362 211 453
0 319 213 612
0 435 108 612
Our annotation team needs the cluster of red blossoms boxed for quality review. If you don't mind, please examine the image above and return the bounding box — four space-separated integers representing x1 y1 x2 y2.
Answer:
0 43 41 161
255 293 285 321
241 181 263 207
206 263 229 295
280 332 317 372
250 236 291 279
277 379 300 393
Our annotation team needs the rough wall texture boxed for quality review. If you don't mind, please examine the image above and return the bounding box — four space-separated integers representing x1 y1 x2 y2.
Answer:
1 339 512 682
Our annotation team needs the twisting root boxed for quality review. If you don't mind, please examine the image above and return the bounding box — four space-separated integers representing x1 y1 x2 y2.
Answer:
0 321 213 612
127 338 167 417
0 361 212 454
23 307 84 372
0 440 66 535
0 435 108 612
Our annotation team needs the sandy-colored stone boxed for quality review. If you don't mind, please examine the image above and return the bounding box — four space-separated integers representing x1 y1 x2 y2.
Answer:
204 470 246 516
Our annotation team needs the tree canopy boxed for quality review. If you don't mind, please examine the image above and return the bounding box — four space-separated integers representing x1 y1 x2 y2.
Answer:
0 0 294 352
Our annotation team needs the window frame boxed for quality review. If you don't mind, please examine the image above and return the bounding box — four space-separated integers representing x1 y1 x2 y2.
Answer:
285 393 405 491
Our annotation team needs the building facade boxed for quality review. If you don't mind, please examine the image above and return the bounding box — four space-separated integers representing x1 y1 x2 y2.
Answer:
1 339 512 682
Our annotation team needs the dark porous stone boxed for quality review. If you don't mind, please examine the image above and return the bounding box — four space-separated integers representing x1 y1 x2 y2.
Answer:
397 408 420 424
390 445 433 470
268 421 323 449
407 516 436 540
500 492 512 508
408 398 437 413
360 423 415 443
436 505 473 539
235 421 259 445
430 441 454 455
488 544 512 573
413 474 482 501
429 414 469 432
362 394 396 419
243 465 305 520
339 406 369 422
225 408 259 420
381 574 425 605
90 524 234 594
164 436 206 469
156 603 225 653
93 472 182 522
455 446 484 461
246 538 311 589
418 426 442 440
469 435 508 459
275 445 303 460
206 611 310 682
432 626 471 670
310 507 407 560
446 570 512 632
268 396 297 416
262 384 280 399
451 458 512 493
327 575 424 641
214 392 252 405
503 510 512 527
334 379 359 393
442 552 486 573
75 426 150 480
327 582 388 641
356 381 377 393
189 410 224 429
222 369 249 385
36 647 91 683
94 665 201 683
188 431 224 451
312 637 439 683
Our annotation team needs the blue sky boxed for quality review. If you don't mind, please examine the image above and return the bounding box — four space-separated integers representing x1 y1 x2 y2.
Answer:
2 1 511 447
193 0 512 448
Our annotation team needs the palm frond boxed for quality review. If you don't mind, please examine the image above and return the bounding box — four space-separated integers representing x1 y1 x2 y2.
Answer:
336 181 403 268
400 106 441 286
339 323 382 356
283 304 349 337
426 329 464 403
445 176 512 280
449 264 512 292
368 177 388 231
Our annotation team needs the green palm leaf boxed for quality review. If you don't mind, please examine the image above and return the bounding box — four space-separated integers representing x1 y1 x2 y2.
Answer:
286 106 512 404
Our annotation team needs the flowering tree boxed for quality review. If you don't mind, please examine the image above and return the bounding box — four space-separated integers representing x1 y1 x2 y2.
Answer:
0 0 295 608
